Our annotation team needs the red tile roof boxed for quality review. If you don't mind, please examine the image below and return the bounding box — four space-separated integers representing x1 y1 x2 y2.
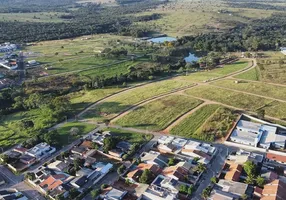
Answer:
224 163 243 182
261 179 286 200
162 166 188 181
266 153 286 163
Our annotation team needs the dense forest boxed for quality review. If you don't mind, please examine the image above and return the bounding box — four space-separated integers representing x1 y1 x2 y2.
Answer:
176 14 286 52
0 0 165 43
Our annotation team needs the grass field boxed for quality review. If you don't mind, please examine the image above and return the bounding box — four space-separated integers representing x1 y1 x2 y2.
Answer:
0 12 66 23
69 87 123 114
234 67 260 81
185 85 286 119
170 104 220 138
81 79 195 121
212 79 286 101
178 61 249 82
114 94 203 131
103 127 153 143
55 122 96 146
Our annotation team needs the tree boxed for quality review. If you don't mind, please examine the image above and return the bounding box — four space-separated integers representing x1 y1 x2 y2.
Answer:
91 189 101 199
168 158 176 166
241 194 248 200
101 184 108 190
0 154 9 164
103 137 116 152
243 161 256 176
179 184 188 194
43 130 60 146
188 185 194 195
245 174 255 185
117 165 126 175
210 176 217 184
139 169 152 184
256 176 265 187
201 187 211 199
196 163 207 173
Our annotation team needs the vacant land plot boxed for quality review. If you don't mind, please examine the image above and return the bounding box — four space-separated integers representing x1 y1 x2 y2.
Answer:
81 79 194 121
178 61 249 82
103 128 153 143
69 87 123 114
114 95 203 131
0 12 66 23
234 67 260 81
56 122 96 146
185 85 286 119
170 104 220 138
212 79 286 101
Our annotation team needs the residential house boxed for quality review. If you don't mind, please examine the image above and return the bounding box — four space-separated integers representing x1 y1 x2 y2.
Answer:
47 160 69 172
19 154 36 165
224 163 243 182
80 140 94 150
176 161 193 172
104 188 127 200
215 180 252 199
13 147 27 154
261 169 279 183
162 166 189 181
158 136 174 145
209 189 236 200
261 179 286 200
171 138 188 148
116 141 131 152
266 153 286 164
140 151 169 168
71 146 87 157
157 143 176 153
109 149 124 158
70 176 88 189
39 174 71 192
127 163 161 183
26 142 55 159
181 149 211 164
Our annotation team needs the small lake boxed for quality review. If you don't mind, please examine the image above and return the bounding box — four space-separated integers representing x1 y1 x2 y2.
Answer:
147 37 177 43
184 53 199 63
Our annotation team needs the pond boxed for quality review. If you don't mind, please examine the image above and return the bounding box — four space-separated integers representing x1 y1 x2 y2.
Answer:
184 53 199 63
147 37 177 43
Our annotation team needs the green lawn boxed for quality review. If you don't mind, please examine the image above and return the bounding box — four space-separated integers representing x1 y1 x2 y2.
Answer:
170 104 220 138
212 79 286 101
178 61 249 82
56 122 96 146
234 67 260 81
114 94 203 131
69 87 123 114
185 85 286 119
103 127 153 143
0 12 66 23
81 79 194 121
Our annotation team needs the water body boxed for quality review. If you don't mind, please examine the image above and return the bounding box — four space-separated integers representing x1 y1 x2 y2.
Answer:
147 37 177 43
184 53 199 63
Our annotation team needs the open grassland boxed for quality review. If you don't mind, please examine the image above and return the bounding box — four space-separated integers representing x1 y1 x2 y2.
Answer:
234 67 260 81
69 87 123 114
135 0 278 37
0 12 66 23
185 85 286 119
178 61 249 82
103 127 153 143
170 104 220 138
212 79 286 101
114 95 203 131
55 122 96 146
81 79 194 121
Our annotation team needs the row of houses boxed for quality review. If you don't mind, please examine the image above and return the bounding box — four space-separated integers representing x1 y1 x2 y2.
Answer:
0 43 17 53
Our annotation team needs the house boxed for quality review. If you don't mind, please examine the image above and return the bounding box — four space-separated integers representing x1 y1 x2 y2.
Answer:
48 160 69 172
228 152 264 165
171 138 188 148
140 151 168 168
253 186 263 199
116 141 131 152
259 125 286 149
224 163 243 182
158 136 174 145
261 169 278 183
209 189 236 200
39 174 70 192
162 166 189 181
19 154 36 165
76 168 94 177
80 140 94 150
266 153 286 164
157 143 176 153
26 142 55 159
109 149 124 158
84 156 97 167
13 147 27 154
71 146 87 157
261 179 286 200
127 163 161 183
181 149 211 164
215 180 252 199
70 176 88 189
176 161 193 171
104 188 127 200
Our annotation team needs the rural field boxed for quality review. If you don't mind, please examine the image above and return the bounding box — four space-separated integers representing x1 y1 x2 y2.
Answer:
0 12 66 23
81 79 195 121
212 79 286 101
234 67 260 81
185 85 286 119
178 61 249 82
114 94 203 131
170 105 236 141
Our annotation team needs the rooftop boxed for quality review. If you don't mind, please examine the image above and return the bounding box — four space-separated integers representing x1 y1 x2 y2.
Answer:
105 188 127 200
266 153 286 163
262 179 286 200
224 163 243 182
216 180 249 197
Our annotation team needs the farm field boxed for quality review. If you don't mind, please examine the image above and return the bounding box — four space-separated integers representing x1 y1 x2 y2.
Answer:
178 61 249 82
170 105 236 141
69 87 123 114
81 79 195 121
114 94 203 131
234 67 260 81
185 85 286 119
55 122 97 146
212 79 286 101
170 104 220 139
103 127 153 143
